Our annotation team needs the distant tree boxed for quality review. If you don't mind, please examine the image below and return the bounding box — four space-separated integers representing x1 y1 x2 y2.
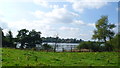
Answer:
17 29 29 49
92 16 116 43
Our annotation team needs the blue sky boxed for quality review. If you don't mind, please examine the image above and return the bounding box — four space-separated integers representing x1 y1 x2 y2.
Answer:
0 0 119 41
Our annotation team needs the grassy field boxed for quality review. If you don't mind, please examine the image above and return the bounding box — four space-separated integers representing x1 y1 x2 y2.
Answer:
1 48 119 66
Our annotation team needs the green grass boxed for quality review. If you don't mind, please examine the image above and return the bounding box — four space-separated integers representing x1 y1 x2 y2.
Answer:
1 48 119 66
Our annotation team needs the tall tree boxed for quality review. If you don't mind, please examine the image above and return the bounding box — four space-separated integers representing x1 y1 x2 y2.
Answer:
1 28 7 47
92 16 116 43
92 16 116 51
28 29 42 48
6 30 13 43
17 29 29 49
6 30 14 47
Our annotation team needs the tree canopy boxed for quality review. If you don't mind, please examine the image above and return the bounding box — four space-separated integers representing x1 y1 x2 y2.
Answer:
92 16 116 43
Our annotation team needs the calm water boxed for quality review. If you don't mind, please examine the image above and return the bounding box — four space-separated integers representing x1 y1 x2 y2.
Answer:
17 42 79 52
42 42 79 52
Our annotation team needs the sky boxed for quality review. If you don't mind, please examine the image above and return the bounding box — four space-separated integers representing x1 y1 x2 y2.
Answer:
0 0 119 41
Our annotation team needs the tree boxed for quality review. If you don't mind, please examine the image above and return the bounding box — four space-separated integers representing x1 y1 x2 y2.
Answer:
27 29 42 48
1 28 7 47
1 29 13 47
92 16 116 43
6 30 14 48
92 16 116 51
17 29 29 49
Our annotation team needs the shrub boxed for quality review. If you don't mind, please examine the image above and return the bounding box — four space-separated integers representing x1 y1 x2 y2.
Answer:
42 43 53 50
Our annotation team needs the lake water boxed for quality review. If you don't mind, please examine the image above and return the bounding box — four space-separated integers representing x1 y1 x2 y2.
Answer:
42 42 79 52
16 42 79 52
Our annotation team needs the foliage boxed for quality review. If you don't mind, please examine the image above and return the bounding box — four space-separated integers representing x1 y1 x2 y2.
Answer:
92 16 116 51
6 30 14 47
92 16 116 43
2 30 15 48
108 33 120 51
2 48 119 66
27 29 42 48
16 29 42 49
42 43 53 50
17 29 29 49
42 37 83 43
77 41 100 51
77 41 91 49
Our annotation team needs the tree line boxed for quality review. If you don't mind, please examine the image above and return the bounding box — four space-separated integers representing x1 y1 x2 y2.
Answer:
42 37 83 43
2 29 42 49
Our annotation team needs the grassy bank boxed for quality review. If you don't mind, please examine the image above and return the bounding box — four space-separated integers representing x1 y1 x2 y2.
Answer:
1 48 119 66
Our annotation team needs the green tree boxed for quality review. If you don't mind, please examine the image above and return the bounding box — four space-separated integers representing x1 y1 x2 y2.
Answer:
27 29 42 48
6 31 13 42
6 30 14 48
1 28 7 47
92 16 116 43
17 29 29 49
92 16 116 51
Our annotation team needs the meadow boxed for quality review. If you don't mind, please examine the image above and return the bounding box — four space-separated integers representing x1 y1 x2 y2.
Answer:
1 48 119 66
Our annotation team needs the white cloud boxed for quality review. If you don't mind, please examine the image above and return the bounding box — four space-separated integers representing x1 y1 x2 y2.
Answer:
74 20 85 25
32 8 78 24
59 26 79 31
33 0 49 7
87 23 95 27
6 19 57 37
67 0 108 13
59 26 80 39
32 0 108 13
72 20 95 28
50 5 59 9
0 0 33 3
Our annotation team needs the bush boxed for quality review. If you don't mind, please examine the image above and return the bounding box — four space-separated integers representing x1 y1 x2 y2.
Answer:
42 43 53 50
77 41 101 52
77 42 90 49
